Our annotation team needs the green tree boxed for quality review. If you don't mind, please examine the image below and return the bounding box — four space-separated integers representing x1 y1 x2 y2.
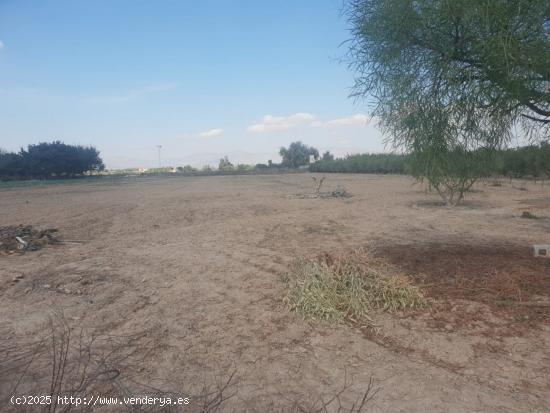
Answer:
321 151 335 162
0 149 22 178
346 0 550 135
19 141 104 178
345 0 550 204
218 156 234 171
1 142 104 179
279 141 319 168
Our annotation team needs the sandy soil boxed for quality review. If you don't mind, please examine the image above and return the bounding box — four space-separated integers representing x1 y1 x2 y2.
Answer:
1 173 549 412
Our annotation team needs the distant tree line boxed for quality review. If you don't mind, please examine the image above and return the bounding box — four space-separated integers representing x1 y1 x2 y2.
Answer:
310 153 409 174
0 141 104 180
494 142 550 179
310 142 550 180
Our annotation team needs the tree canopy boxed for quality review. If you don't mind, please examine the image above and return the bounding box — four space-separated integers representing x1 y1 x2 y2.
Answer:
0 141 104 179
346 0 550 144
218 156 234 171
279 141 319 167
345 0 550 204
321 151 335 162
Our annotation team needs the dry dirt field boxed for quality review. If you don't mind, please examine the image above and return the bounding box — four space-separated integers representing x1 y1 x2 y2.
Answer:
1 173 550 412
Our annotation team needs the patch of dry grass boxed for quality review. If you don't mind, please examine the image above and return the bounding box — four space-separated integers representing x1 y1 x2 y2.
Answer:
285 249 427 327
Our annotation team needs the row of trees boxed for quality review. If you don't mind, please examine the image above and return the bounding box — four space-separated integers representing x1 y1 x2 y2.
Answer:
310 153 408 174
0 141 104 179
0 140 326 179
496 143 550 178
210 142 327 171
166 143 331 175
174 140 549 181
310 142 550 182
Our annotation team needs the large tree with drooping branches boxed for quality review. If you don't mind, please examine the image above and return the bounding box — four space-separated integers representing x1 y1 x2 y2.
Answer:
345 0 549 204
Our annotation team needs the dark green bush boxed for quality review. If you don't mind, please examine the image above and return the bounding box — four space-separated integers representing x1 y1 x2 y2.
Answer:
0 141 104 180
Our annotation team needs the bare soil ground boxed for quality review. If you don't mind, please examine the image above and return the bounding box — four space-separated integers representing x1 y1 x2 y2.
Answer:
1 174 549 412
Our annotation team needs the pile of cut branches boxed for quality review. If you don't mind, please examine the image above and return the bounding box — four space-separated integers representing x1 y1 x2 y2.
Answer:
285 249 427 328
0 225 59 255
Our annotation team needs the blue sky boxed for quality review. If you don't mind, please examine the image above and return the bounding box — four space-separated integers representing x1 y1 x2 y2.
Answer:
0 0 385 168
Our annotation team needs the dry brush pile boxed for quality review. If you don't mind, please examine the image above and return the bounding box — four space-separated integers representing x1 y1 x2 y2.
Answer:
0 225 59 256
284 249 428 328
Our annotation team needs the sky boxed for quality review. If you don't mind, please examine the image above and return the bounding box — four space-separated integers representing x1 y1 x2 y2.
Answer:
0 0 387 168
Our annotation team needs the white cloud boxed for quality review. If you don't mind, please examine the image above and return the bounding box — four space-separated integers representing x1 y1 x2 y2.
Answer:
312 114 371 128
247 112 316 133
199 128 224 139
247 112 374 133
0 40 4 50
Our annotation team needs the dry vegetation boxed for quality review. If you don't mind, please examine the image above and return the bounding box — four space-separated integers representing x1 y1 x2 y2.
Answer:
1 311 237 413
285 249 427 327
0 225 59 256
0 310 377 413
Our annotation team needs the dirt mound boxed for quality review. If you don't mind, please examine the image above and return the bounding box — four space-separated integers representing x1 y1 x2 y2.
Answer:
0 225 59 256
376 243 550 325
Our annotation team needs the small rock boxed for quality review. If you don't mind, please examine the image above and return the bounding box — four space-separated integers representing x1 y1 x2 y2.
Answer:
12 274 24 282
444 324 453 331
42 284 51 289
24 287 31 294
